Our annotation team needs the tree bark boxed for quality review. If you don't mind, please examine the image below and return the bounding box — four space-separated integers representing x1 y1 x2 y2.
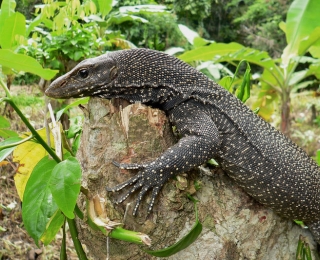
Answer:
76 98 318 260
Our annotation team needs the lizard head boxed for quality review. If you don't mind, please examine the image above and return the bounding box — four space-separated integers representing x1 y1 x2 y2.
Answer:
45 54 119 99
45 49 207 109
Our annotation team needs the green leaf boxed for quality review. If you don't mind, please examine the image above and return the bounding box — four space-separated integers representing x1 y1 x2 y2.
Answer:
316 150 320 166
0 115 19 138
56 97 89 121
72 134 81 154
0 136 22 162
178 24 209 47
310 45 320 58
179 43 282 88
0 0 16 45
0 12 26 49
235 61 251 103
289 69 309 86
279 21 286 34
291 80 314 93
106 14 148 26
0 49 58 80
297 27 320 56
26 14 43 37
309 61 320 79
145 195 202 257
66 117 82 139
97 0 112 17
49 157 81 219
218 76 233 91
0 116 10 128
282 0 320 65
179 42 244 62
40 209 65 246
22 156 58 246
0 129 19 138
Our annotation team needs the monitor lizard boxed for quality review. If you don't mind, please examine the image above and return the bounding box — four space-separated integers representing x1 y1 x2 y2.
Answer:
45 48 320 244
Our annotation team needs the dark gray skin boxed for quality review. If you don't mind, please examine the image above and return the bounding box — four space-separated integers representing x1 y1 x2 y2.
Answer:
46 48 320 244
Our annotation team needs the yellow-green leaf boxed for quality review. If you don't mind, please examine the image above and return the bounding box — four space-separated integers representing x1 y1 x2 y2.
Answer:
40 210 65 245
13 128 55 200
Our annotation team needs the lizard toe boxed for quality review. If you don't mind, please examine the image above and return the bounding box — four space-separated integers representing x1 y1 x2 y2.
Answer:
106 174 140 192
112 160 146 170
147 186 160 215
116 179 144 204
133 187 150 216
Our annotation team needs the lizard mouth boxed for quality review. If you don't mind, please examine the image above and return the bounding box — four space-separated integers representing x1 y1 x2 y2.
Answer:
45 77 97 99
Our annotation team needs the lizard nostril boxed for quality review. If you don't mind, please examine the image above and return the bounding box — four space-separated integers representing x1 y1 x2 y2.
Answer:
60 80 67 87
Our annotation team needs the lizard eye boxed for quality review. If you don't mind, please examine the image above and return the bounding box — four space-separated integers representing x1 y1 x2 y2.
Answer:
78 69 89 79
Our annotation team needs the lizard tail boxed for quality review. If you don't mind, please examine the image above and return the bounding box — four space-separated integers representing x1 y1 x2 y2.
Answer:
307 220 320 244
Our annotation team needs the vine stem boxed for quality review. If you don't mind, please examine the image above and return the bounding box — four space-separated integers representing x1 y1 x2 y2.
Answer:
0 77 87 260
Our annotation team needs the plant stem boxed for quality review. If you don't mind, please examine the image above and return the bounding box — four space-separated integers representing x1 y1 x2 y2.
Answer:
6 98 61 162
0 77 12 98
60 221 67 260
67 218 87 260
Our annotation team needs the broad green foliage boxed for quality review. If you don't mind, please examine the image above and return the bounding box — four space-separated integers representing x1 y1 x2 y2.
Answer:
22 156 59 246
21 154 81 246
49 157 81 219
179 0 320 133
283 0 320 65
0 0 16 44
21 0 170 75
0 0 58 79
0 49 57 79
0 12 25 49
232 0 290 57
111 1 184 51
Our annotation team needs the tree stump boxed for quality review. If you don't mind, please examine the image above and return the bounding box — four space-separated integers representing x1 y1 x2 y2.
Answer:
76 98 318 260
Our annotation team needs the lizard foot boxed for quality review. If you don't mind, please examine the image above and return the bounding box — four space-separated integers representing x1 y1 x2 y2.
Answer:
106 164 167 216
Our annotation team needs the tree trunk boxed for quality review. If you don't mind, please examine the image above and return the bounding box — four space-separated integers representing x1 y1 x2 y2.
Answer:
280 91 291 136
76 98 318 260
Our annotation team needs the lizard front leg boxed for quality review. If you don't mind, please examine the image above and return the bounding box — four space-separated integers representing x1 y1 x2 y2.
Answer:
107 101 221 215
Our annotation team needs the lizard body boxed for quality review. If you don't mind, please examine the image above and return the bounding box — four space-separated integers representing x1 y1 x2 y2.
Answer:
46 48 320 243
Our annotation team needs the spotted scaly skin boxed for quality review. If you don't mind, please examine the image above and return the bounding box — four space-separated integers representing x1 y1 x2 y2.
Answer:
46 48 320 243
